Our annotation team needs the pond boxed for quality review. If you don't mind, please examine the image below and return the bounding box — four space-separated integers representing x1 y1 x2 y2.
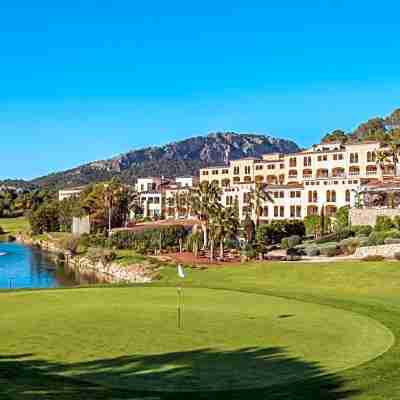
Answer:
0 242 79 290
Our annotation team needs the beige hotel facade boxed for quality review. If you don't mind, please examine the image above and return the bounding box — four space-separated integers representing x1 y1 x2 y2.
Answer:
199 141 396 222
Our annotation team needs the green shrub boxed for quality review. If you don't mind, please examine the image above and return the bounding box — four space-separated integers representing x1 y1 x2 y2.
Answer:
86 247 116 265
362 255 385 262
393 216 400 230
281 237 289 249
315 233 337 244
305 246 320 257
339 238 360 255
384 238 400 245
375 216 394 232
335 227 353 241
59 235 80 255
352 225 373 236
109 225 189 254
366 230 400 246
319 245 337 257
257 220 305 246
394 251 400 261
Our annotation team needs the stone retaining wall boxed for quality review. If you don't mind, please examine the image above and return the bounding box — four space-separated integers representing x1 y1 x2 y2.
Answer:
354 243 400 258
350 208 400 226
16 234 153 284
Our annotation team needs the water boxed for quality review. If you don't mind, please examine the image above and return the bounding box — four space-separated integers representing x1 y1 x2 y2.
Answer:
0 242 78 289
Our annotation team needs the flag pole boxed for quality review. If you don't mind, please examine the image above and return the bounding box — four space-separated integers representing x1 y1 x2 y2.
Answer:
177 264 185 329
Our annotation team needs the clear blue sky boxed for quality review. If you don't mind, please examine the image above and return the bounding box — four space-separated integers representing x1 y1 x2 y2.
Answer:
1 0 399 180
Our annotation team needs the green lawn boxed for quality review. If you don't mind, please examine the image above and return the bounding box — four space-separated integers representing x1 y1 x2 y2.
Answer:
1 260 400 399
0 217 29 235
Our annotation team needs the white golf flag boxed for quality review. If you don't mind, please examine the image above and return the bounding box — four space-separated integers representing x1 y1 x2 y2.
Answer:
177 264 185 278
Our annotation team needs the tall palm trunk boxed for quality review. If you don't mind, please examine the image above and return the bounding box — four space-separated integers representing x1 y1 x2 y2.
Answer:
220 240 224 259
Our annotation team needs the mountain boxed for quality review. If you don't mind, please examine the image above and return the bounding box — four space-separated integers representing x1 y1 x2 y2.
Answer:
29 132 300 189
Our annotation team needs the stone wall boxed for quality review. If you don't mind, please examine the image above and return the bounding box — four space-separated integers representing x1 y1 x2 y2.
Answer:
354 244 400 258
16 234 154 284
350 208 400 226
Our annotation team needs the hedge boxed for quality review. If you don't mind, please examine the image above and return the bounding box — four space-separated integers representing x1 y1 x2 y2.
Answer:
109 225 189 253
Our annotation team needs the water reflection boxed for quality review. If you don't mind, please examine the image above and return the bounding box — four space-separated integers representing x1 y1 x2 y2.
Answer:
0 242 105 290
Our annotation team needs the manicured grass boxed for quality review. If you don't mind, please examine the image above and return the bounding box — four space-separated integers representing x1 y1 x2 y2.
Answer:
0 217 29 235
1 260 400 399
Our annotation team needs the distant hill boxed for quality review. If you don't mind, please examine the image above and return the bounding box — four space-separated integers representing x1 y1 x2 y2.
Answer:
27 132 299 189
321 108 400 144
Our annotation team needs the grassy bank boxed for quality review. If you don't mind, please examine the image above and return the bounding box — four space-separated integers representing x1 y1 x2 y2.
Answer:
0 217 29 235
0 260 399 398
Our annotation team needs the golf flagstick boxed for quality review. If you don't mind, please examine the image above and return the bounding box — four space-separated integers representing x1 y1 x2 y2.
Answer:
177 264 185 329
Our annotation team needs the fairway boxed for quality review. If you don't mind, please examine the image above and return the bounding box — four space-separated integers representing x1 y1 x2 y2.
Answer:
0 287 393 393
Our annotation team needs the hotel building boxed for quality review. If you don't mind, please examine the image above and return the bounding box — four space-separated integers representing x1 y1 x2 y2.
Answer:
199 141 396 221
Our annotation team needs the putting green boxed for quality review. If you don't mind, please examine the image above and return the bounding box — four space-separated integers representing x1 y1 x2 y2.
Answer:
0 287 393 392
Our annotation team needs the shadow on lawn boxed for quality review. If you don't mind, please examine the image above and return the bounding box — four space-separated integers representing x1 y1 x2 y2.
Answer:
0 347 360 400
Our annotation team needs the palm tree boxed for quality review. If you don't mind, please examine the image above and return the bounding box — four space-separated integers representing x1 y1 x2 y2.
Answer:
189 181 222 249
376 129 400 177
213 207 239 259
248 183 274 227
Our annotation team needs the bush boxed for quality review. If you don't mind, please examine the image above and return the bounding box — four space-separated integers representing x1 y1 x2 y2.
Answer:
394 251 400 261
339 238 360 255
375 216 394 232
319 245 337 257
384 238 400 245
59 235 80 255
286 247 302 257
367 229 400 246
86 247 116 265
281 237 289 249
352 225 373 236
305 246 320 257
393 216 400 230
0 226 4 235
315 233 338 244
257 220 305 246
335 227 353 241
109 225 189 254
362 255 385 262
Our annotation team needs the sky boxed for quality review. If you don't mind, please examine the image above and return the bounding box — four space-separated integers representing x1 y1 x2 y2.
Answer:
1 0 399 180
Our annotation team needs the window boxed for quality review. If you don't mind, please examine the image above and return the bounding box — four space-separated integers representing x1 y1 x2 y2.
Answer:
326 190 331 202
333 154 337 160
367 151 376 162
313 191 318 202
332 190 336 202
222 169 229 174
212 170 219 175
267 164 275 170
279 191 284 198
346 189 351 202
280 206 284 217
226 196 233 206
338 154 343 160
255 165 263 171
288 169 298 177
289 157 297 167
263 206 268 217
273 191 279 198
244 166 251 174
290 191 296 198
308 191 313 202
154 197 160 204
318 155 322 161
233 176 240 183
303 156 311 166
244 176 251 183
290 205 295 218
279 174 285 183
233 166 240 175
350 153 359 163
296 191 301 198
274 206 279 217
243 193 250 203
296 206 301 218
202 171 209 176
280 163 285 169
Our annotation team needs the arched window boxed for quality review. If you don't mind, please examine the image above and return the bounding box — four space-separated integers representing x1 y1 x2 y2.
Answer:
326 190 331 202
345 189 351 202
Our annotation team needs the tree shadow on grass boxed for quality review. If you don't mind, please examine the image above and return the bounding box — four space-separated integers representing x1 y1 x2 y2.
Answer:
0 347 360 400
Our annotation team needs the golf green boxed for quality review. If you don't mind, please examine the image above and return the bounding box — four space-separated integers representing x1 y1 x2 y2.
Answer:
0 287 393 392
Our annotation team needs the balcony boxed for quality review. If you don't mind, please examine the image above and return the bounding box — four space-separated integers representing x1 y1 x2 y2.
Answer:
332 167 345 178
366 165 377 176
316 168 329 179
349 166 360 176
